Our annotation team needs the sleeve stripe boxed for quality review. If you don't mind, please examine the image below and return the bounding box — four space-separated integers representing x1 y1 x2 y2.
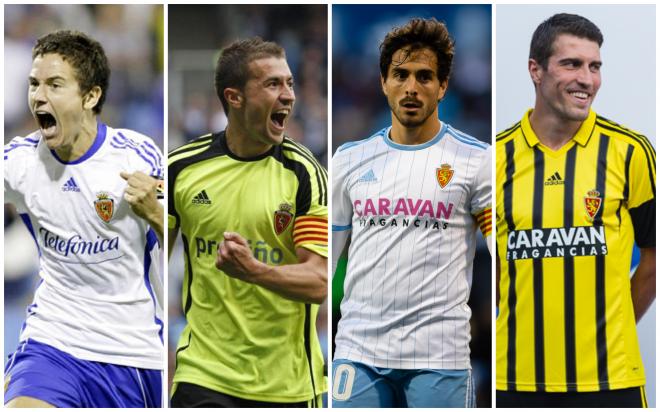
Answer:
294 236 328 244
295 217 328 225
294 223 328 231
476 207 492 237
294 230 327 238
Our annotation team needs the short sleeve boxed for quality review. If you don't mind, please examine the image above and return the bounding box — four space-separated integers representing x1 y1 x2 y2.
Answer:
4 136 35 211
331 148 354 231
627 139 656 247
470 146 492 238
291 148 328 258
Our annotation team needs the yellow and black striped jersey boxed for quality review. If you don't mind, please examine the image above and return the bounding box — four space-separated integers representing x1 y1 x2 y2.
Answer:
168 131 328 403
495 109 655 392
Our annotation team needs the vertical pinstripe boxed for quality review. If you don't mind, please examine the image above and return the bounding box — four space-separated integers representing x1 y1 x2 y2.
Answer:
532 148 546 391
563 146 578 390
594 134 610 390
504 140 517 390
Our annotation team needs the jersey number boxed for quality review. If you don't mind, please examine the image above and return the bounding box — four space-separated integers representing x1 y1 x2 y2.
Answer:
332 364 356 401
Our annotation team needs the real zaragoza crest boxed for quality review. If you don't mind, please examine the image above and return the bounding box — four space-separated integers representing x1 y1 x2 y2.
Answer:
274 202 293 235
94 192 115 223
583 189 602 221
436 164 454 188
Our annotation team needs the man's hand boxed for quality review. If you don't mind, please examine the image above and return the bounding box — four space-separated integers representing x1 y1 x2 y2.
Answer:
215 232 264 282
120 171 164 244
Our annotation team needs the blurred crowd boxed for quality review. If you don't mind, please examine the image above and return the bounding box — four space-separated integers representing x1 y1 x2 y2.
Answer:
4 3 164 361
167 4 329 396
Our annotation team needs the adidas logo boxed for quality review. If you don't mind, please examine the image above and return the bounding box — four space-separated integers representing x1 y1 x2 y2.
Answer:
62 177 81 192
192 190 212 205
544 171 564 186
357 169 378 183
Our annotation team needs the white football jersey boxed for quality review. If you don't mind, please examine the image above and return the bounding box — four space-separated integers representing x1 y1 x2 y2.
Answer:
332 124 491 369
4 123 164 370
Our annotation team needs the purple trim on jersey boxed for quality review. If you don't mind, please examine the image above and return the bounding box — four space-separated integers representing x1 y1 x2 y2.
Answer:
19 213 41 256
4 138 40 159
50 123 107 165
113 132 162 171
143 228 163 343
110 134 159 175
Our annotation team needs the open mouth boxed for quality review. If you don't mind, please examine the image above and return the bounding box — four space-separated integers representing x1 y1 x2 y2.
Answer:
36 111 57 135
270 110 288 129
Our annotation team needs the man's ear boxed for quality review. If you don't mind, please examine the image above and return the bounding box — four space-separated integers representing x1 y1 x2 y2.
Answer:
224 87 243 109
83 86 102 111
529 58 543 86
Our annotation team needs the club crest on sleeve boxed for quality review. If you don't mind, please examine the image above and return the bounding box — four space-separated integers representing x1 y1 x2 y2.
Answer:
436 164 454 188
583 189 602 221
274 202 293 235
94 192 115 223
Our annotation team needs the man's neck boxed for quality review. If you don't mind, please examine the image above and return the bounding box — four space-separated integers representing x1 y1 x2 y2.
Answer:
225 121 271 158
54 117 98 161
528 107 583 151
389 117 441 146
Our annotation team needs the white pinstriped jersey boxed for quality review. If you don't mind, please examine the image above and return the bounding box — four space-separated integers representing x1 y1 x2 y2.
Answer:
4 123 164 370
332 124 491 369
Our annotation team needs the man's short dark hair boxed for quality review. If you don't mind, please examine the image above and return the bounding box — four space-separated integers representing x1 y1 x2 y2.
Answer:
530 13 603 69
379 18 455 84
33 30 110 114
214 37 285 113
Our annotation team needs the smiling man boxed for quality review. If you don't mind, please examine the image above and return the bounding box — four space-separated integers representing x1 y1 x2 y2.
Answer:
495 13 655 407
4 30 164 408
168 37 328 407
331 18 491 408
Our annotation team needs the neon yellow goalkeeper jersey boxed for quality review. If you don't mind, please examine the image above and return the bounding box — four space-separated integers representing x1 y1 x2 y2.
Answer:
168 131 328 403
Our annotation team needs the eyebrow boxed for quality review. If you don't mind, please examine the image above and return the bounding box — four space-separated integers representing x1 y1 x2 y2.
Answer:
558 58 602 66
28 75 67 83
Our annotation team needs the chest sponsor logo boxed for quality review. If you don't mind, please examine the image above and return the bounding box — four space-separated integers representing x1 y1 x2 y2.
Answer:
583 190 602 221
274 203 293 235
436 164 454 188
94 192 115 223
506 226 607 260
354 197 454 231
39 227 120 258
195 237 283 264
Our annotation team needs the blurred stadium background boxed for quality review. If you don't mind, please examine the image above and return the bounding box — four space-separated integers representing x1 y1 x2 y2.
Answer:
167 4 328 401
331 4 493 407
4 2 164 374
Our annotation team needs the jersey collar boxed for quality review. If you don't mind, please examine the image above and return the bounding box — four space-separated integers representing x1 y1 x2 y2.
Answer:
50 122 107 165
521 108 597 148
382 122 447 151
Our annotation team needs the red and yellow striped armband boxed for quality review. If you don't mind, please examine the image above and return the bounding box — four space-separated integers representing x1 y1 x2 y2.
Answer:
475 208 492 238
293 216 328 249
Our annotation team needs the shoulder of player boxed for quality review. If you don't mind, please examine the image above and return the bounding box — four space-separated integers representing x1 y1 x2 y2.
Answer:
281 137 326 172
444 124 489 151
333 128 386 157
4 131 41 162
594 115 655 153
106 127 163 156
495 121 521 145
106 126 163 172
167 133 217 166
